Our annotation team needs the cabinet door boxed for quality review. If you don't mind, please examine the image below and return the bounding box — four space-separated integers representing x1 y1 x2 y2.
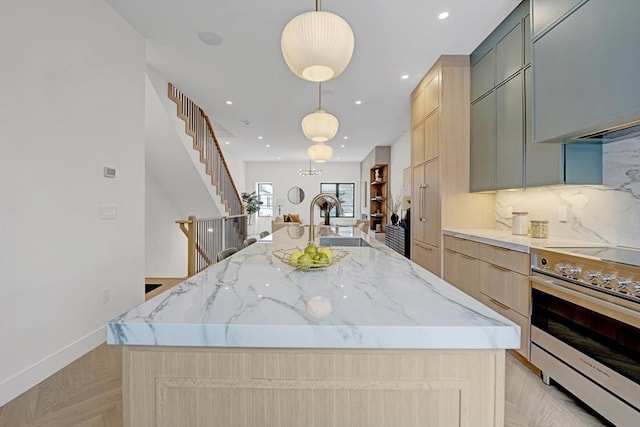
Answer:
471 49 495 102
523 14 531 66
496 21 522 84
423 74 439 118
411 122 425 166
412 242 441 277
524 66 563 187
424 111 439 162
411 89 424 127
458 254 480 300
470 92 495 192
531 0 582 39
495 73 524 190
443 249 460 287
533 0 640 143
411 164 426 244
423 159 440 247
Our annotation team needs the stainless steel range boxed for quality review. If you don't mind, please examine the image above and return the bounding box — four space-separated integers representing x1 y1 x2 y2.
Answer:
529 246 640 427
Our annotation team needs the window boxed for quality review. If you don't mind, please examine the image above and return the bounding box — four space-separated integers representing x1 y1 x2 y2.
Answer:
320 183 355 218
257 182 273 217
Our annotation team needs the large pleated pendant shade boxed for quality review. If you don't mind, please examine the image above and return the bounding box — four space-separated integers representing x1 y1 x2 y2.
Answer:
308 141 333 163
301 109 339 142
281 11 355 82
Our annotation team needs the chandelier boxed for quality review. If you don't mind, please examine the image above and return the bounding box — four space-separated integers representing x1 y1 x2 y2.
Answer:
298 160 322 176
301 83 339 142
308 141 333 163
281 0 355 82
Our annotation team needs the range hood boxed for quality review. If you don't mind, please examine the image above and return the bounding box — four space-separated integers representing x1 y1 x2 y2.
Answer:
568 119 640 144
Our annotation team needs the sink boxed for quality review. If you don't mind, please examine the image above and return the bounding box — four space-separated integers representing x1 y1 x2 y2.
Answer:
318 237 370 247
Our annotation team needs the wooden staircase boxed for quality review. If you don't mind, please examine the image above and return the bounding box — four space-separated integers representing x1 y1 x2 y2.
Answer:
168 83 242 216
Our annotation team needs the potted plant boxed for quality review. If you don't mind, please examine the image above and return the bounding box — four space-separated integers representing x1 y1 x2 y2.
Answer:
242 191 262 225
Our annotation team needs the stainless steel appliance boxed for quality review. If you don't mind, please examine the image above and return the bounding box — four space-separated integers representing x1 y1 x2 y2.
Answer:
530 247 640 427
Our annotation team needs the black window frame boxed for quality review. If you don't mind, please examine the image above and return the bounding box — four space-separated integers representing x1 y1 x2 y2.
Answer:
257 182 273 217
319 183 355 218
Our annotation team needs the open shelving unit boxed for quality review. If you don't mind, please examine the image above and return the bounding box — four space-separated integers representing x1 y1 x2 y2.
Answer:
369 164 388 233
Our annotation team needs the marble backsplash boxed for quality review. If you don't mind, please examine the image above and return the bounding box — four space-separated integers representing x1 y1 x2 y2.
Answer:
495 136 640 249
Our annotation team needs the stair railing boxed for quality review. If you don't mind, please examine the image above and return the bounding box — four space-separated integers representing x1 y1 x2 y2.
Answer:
168 83 243 216
177 214 248 276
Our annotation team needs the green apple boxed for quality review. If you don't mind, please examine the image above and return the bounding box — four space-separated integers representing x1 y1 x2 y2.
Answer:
318 247 333 260
289 250 303 263
297 253 312 267
304 244 318 257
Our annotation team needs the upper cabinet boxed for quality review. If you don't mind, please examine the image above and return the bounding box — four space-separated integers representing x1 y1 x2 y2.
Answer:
469 0 602 192
532 0 640 144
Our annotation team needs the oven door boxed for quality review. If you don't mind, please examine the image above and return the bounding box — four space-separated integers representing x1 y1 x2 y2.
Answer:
530 274 640 426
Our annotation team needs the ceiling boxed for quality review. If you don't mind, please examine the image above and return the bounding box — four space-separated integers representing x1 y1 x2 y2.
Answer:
106 0 519 163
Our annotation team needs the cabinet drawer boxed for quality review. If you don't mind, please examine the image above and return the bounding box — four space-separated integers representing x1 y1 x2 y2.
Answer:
411 241 440 277
480 292 530 360
443 236 480 258
479 261 530 317
479 243 529 275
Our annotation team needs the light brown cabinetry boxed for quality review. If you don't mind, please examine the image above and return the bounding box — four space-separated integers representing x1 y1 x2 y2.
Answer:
410 56 494 275
444 235 531 359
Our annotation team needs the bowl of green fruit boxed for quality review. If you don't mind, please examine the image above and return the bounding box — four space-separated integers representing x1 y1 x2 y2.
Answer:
272 244 348 271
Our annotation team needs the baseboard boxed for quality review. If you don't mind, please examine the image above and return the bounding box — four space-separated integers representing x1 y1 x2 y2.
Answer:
0 326 106 407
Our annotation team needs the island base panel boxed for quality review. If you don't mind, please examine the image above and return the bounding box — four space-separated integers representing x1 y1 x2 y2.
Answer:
123 346 505 427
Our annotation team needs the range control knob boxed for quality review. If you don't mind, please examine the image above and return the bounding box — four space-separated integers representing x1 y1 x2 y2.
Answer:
567 265 582 277
582 270 599 282
614 278 631 289
554 263 567 274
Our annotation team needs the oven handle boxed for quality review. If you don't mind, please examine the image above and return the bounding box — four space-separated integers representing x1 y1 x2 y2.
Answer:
530 275 640 328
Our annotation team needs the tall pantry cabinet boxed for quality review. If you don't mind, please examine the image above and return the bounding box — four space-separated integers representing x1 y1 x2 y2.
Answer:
410 56 494 276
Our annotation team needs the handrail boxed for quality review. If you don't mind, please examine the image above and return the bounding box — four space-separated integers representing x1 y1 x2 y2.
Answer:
168 83 243 216
176 214 248 276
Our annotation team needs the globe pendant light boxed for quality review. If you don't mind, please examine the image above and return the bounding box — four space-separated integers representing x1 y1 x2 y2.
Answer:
281 0 355 82
308 141 333 163
302 83 339 142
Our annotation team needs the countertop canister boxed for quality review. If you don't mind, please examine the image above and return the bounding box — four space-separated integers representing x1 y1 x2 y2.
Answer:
530 220 549 238
512 212 528 235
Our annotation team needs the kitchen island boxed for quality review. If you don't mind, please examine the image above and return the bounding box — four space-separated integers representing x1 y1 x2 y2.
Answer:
108 226 519 426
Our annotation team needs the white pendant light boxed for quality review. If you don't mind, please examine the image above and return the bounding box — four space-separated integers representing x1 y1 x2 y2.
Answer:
302 83 339 142
281 1 354 82
308 141 333 163
301 109 339 142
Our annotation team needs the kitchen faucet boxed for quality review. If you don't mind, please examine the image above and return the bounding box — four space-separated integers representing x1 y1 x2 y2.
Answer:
308 193 343 243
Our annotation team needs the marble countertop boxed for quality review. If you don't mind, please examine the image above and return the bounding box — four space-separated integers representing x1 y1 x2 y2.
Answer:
442 228 610 253
107 226 520 350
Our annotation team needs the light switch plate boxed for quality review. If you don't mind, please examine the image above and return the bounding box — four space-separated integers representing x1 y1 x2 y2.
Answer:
100 204 117 220
558 206 568 222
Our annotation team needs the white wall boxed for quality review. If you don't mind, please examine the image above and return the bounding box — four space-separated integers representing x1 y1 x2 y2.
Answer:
495 137 640 248
245 161 361 233
0 1 145 406
389 130 411 212
145 172 188 278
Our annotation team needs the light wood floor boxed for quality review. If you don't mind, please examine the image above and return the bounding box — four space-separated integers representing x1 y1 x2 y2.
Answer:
0 278 610 426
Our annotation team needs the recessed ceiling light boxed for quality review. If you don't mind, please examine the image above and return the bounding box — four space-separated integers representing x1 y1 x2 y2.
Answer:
340 144 345 148
355 100 362 105
225 100 233 105
225 141 230 145
401 74 409 80
343 136 349 140
438 12 449 20
197 32 223 46
277 157 281 160
258 136 263 139
265 144 270 148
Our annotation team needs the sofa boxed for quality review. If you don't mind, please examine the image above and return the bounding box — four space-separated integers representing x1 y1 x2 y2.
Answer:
271 214 302 232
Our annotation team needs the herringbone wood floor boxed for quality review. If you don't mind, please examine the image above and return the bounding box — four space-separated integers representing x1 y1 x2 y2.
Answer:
0 277 608 426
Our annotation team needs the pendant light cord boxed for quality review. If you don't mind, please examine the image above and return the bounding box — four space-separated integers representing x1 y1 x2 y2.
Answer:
316 0 320 12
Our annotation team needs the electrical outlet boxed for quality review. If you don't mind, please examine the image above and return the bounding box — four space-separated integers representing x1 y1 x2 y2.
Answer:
102 288 110 304
558 206 568 222
506 206 513 217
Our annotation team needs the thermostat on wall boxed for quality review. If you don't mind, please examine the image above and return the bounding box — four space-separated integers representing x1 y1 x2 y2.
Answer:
104 167 116 178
